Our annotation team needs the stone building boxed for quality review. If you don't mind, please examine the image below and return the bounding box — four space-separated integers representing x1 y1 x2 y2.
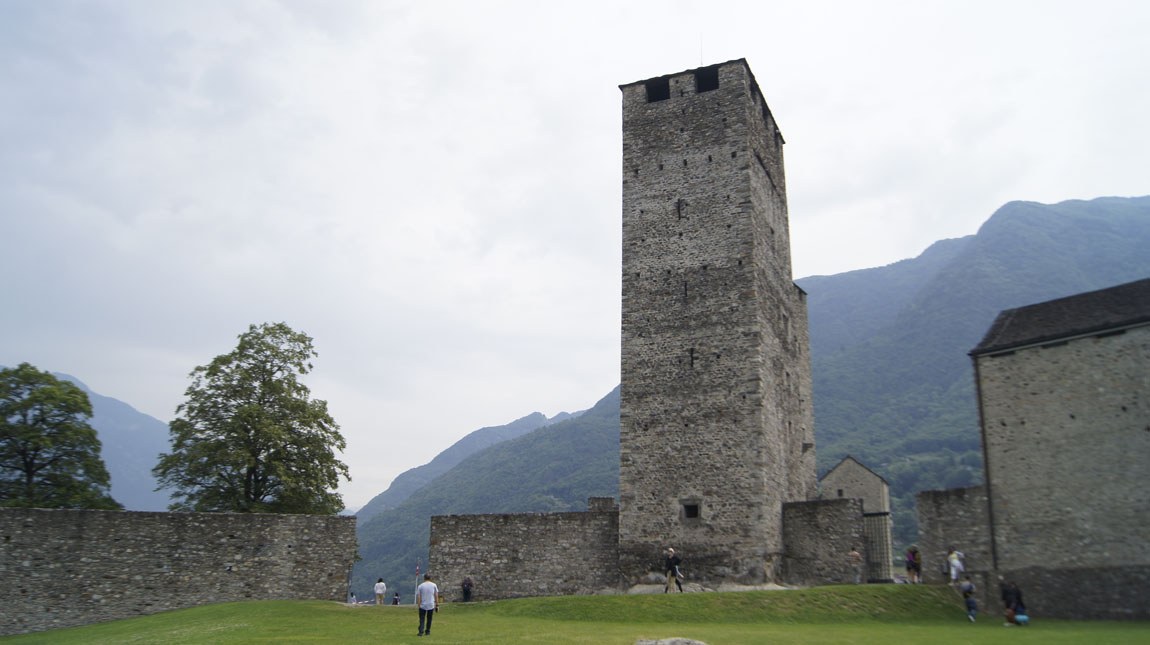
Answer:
819 456 893 582
431 59 879 598
820 456 889 512
618 59 816 586
918 277 1150 619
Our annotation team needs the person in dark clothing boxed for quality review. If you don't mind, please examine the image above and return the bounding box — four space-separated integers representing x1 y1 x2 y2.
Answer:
461 577 473 602
664 547 683 593
1009 582 1028 625
1001 577 1027 625
905 545 922 583
960 575 978 622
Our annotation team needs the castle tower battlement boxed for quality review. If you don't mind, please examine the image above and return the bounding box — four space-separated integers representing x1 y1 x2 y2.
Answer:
618 59 816 585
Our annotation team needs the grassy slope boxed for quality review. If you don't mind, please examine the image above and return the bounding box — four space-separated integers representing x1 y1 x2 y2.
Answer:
4 586 1146 645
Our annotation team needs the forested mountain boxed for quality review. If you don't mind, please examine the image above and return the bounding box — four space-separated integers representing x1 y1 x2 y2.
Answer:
354 410 580 522
351 196 1150 595
800 196 1150 541
352 386 619 597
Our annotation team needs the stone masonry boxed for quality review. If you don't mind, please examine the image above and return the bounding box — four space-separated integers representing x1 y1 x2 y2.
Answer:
0 508 357 636
819 456 894 582
915 485 994 611
429 498 619 601
781 498 864 585
427 59 878 600
820 456 890 513
618 59 816 587
917 279 1150 620
970 280 1150 619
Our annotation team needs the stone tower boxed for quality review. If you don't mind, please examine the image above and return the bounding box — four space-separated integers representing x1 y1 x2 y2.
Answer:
618 59 817 586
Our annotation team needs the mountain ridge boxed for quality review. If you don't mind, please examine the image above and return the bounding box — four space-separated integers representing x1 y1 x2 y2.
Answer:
354 408 583 521
350 195 1150 595
351 386 619 595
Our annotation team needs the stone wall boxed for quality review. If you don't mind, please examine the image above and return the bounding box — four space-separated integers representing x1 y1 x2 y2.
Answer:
428 498 619 601
977 325 1149 572
781 498 864 586
973 322 1150 619
915 486 993 610
994 565 1150 620
915 486 992 583
0 508 357 636
618 58 815 588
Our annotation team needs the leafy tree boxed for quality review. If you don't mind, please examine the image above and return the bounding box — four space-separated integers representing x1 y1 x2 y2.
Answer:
0 363 121 509
154 322 349 514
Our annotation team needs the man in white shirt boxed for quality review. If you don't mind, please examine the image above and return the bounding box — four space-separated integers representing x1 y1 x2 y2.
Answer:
415 573 440 636
373 578 387 605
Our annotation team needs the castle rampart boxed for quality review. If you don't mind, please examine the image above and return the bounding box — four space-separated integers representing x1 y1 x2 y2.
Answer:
915 485 993 610
429 498 619 601
0 508 357 636
781 498 864 585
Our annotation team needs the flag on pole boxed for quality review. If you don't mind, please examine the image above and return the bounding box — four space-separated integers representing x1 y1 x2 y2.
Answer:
416 558 421 578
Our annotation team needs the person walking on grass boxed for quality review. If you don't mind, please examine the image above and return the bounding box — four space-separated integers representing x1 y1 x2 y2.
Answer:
374 578 387 606
905 545 921 583
960 575 978 622
664 547 684 593
416 574 440 636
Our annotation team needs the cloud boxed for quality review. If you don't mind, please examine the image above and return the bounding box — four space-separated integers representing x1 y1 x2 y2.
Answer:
2 0 1148 508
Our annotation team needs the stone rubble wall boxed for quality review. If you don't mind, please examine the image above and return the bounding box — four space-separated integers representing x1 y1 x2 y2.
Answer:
781 498 864 586
428 498 620 602
915 486 992 585
969 323 1150 619
995 564 1150 620
915 486 994 612
0 508 357 636
976 326 1149 572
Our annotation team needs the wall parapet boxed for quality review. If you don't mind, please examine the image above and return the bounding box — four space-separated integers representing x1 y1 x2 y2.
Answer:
0 508 357 636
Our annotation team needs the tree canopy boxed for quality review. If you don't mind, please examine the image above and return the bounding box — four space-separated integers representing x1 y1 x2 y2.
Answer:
153 322 349 514
0 363 121 509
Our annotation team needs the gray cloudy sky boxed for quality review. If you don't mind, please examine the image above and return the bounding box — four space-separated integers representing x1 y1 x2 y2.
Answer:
2 1 1148 510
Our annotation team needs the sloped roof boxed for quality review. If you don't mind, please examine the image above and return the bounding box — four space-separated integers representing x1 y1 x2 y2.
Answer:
971 278 1150 356
819 455 889 486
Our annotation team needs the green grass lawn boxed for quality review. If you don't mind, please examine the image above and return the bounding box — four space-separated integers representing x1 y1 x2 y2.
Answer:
3 585 1147 644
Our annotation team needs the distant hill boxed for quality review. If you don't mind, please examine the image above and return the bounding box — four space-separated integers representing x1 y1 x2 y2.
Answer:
0 369 175 511
351 386 619 597
350 195 1150 588
798 195 1150 542
52 373 174 511
354 410 582 522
